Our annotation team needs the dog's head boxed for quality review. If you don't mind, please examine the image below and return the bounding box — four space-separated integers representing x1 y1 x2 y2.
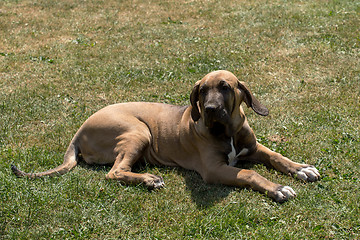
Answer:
190 70 269 137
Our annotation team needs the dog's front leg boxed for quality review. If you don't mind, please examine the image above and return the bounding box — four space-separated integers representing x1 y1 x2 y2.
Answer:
244 143 320 182
201 165 296 202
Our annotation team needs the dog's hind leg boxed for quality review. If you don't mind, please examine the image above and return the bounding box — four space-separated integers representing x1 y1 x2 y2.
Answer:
105 131 165 190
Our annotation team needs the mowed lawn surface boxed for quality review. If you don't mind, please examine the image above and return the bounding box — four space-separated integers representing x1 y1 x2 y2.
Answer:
1 0 359 239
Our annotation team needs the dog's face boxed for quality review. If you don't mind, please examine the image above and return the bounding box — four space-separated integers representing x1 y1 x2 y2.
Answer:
190 70 269 137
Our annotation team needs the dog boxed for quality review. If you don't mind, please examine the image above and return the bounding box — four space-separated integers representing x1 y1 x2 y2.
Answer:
11 70 320 202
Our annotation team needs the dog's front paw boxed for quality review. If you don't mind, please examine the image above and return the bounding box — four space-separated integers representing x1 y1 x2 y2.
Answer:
295 166 320 182
144 174 165 190
270 186 296 202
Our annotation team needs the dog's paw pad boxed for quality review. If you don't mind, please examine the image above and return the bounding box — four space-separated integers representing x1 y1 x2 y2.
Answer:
274 186 296 202
296 166 320 182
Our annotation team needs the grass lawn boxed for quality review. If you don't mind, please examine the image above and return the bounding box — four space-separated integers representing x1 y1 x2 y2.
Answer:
1 0 359 239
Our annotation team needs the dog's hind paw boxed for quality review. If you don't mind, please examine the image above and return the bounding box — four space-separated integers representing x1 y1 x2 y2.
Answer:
144 174 165 190
270 186 296 202
153 179 165 189
295 166 320 182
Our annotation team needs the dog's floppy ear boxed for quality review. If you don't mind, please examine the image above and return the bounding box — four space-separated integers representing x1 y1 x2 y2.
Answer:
190 81 201 121
238 81 269 116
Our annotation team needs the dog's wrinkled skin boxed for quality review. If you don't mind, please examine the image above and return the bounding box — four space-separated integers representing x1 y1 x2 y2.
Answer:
12 70 320 202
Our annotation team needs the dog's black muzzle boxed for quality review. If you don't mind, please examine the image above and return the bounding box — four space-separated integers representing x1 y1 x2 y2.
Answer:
204 105 231 136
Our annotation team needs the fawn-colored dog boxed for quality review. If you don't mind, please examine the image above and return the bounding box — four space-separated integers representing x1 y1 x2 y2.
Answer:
12 70 320 202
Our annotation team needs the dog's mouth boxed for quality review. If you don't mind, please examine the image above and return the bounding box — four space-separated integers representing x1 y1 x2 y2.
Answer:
204 109 231 137
208 121 227 136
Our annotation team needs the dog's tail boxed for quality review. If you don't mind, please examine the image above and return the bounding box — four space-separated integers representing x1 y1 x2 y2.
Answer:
11 138 79 178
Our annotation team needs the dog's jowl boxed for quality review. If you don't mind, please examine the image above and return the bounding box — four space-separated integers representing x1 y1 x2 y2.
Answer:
12 70 320 202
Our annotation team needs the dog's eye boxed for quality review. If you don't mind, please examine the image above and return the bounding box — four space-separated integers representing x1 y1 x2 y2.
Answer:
221 85 230 91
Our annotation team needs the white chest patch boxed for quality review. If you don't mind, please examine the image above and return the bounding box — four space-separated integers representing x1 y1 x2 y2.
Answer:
227 138 249 167
227 138 237 166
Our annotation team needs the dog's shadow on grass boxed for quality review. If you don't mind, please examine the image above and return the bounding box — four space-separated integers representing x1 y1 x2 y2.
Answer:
77 160 110 173
77 160 253 208
177 168 235 208
177 161 261 208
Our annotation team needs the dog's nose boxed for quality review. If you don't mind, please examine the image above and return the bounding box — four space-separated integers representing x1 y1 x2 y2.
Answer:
205 105 217 113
